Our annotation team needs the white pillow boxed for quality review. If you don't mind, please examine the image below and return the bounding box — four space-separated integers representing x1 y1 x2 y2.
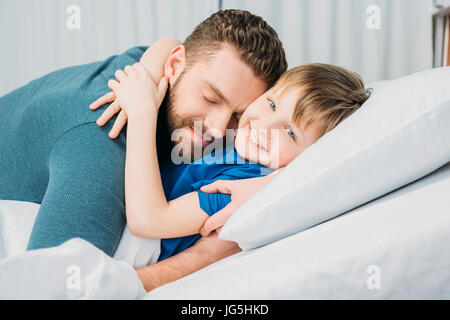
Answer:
219 67 450 251
147 163 450 299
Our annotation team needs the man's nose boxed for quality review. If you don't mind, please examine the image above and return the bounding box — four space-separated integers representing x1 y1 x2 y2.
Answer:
204 110 233 140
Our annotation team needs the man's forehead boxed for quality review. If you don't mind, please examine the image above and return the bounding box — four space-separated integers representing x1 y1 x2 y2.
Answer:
203 78 263 113
191 47 268 107
199 73 266 110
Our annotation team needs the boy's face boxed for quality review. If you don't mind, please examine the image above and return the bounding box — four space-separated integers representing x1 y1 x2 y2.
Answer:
234 87 324 169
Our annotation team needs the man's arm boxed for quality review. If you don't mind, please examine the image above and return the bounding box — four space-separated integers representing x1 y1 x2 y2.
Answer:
136 231 241 292
27 122 127 256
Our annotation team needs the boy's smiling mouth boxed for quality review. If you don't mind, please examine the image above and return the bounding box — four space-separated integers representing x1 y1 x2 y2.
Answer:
246 123 268 152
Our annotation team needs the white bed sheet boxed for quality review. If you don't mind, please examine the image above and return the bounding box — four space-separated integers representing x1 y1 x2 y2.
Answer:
1 163 449 299
0 201 160 299
145 162 450 299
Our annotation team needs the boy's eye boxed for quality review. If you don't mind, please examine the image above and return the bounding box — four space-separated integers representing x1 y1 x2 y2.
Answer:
285 127 295 140
268 99 276 111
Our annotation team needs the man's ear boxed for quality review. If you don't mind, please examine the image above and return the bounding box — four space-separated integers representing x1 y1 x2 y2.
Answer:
164 45 186 86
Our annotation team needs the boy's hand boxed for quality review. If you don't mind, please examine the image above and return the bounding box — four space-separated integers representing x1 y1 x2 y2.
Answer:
90 90 127 139
199 172 280 237
89 63 142 139
89 63 168 138
107 63 168 120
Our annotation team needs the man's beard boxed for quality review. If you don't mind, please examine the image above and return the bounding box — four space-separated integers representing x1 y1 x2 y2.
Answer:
165 70 206 162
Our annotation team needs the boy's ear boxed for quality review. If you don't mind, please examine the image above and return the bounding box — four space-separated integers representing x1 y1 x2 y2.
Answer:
164 45 186 86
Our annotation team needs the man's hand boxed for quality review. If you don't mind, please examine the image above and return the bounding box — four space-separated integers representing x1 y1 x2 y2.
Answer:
136 231 241 292
199 170 281 237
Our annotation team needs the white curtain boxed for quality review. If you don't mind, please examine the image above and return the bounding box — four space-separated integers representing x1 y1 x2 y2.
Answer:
0 0 219 95
0 0 437 95
223 0 435 83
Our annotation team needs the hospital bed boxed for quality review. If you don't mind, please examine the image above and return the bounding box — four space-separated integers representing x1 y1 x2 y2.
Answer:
0 67 449 299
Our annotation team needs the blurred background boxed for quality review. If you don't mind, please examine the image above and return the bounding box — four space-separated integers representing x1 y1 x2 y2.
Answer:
0 0 445 95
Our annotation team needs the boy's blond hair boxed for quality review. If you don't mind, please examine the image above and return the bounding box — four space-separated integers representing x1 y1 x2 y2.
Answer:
274 63 370 136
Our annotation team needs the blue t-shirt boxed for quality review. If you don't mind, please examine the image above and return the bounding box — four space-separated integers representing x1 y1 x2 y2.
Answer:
157 146 273 261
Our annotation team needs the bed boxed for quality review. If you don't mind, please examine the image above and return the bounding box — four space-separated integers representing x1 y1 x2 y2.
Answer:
145 161 450 299
1 161 449 299
0 68 449 299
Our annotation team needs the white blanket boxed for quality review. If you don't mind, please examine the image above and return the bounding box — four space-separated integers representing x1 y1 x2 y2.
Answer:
0 238 146 299
145 163 450 299
2 163 449 299
0 201 160 299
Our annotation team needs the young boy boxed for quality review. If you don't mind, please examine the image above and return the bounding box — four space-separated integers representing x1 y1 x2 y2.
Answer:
92 62 370 262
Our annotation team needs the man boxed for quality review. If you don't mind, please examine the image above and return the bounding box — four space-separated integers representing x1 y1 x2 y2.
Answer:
0 10 286 292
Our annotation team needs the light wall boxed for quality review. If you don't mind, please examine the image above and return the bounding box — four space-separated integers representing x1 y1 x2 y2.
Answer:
0 0 218 95
0 0 436 95
223 0 435 84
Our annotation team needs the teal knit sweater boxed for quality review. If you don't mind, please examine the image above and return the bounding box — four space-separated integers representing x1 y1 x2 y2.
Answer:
0 46 149 256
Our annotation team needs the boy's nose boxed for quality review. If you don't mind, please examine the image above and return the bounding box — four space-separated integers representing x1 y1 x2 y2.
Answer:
250 121 271 151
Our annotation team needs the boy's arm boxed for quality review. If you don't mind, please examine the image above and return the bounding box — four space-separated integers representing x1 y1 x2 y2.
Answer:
90 37 180 138
139 37 180 84
125 115 210 238
107 64 210 239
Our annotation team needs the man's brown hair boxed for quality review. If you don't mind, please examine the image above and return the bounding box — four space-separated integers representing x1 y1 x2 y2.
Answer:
183 9 287 87
274 63 371 136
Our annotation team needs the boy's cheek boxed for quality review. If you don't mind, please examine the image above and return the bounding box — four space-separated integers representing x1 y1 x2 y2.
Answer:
270 144 295 169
